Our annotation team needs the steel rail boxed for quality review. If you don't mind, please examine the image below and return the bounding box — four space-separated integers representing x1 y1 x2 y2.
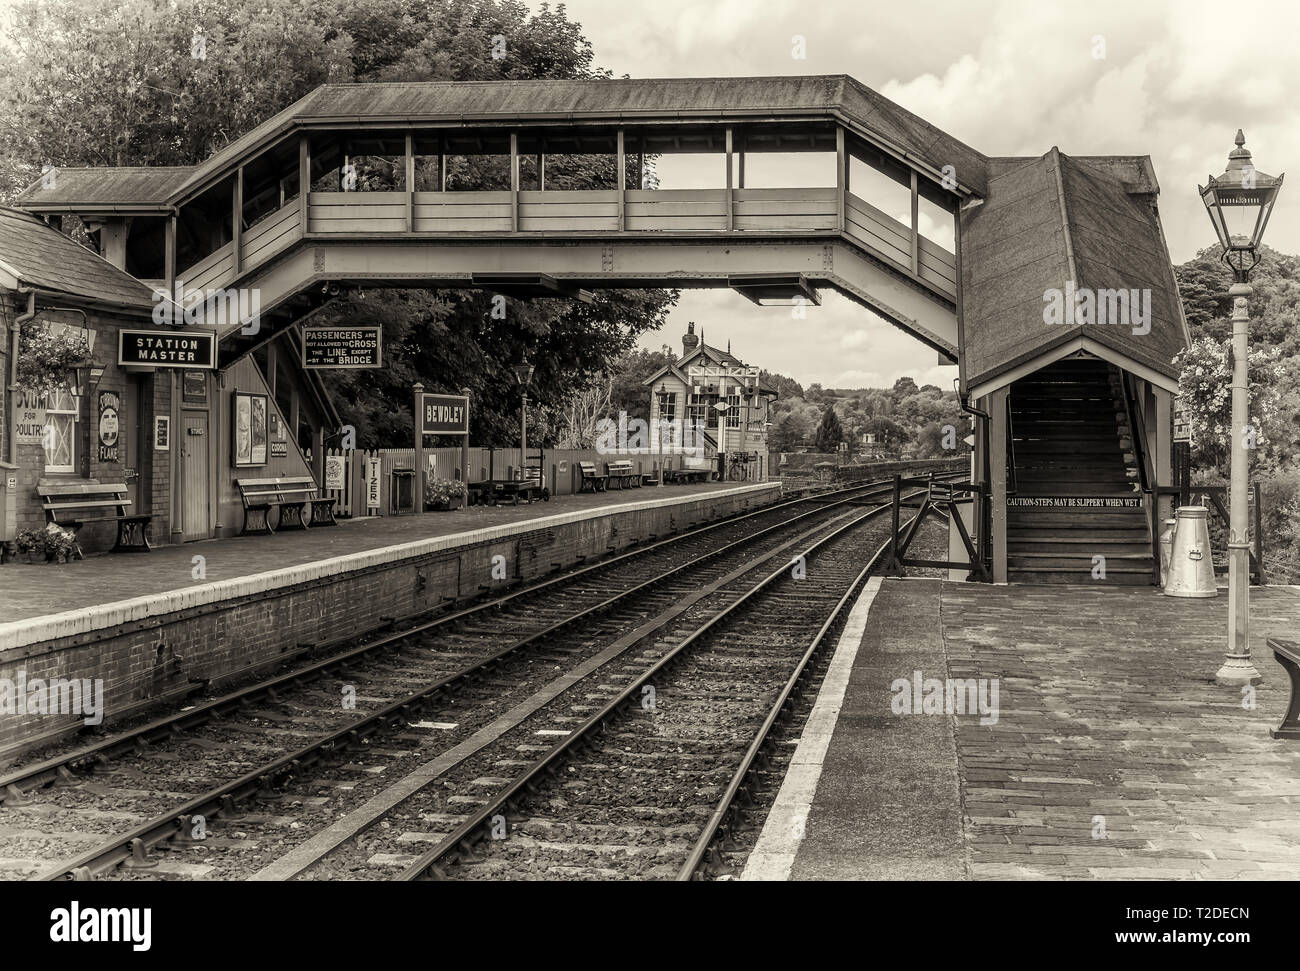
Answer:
675 521 904 879
397 488 929 881
2 474 919 806
32 475 946 880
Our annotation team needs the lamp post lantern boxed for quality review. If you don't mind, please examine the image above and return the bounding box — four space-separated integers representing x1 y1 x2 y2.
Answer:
1198 130 1284 687
511 360 534 478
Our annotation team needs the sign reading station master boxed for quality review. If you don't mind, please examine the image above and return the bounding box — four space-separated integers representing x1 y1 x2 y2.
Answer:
419 393 470 435
302 325 383 369
119 330 216 368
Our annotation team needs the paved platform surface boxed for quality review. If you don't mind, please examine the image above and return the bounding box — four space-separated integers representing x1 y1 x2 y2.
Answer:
747 578 1300 880
0 481 751 625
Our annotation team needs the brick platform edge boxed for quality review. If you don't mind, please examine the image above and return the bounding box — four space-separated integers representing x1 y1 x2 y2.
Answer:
0 482 780 760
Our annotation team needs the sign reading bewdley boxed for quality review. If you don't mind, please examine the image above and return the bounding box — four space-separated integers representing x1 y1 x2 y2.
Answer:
419 393 470 435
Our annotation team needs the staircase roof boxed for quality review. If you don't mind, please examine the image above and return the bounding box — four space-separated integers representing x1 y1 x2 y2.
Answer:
960 149 1189 395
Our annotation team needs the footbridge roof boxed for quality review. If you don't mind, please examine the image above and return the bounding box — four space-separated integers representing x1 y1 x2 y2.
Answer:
16 75 989 209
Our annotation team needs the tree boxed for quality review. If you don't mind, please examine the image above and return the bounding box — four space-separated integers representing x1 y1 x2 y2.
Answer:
0 0 677 448
1174 335 1286 476
814 405 844 452
608 347 675 422
892 376 918 396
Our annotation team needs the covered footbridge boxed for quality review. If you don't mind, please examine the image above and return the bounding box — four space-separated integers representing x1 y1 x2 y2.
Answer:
14 73 1190 583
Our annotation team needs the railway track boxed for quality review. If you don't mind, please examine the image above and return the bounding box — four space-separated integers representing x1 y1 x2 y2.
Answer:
236 493 935 878
4 471 960 881
380 496 923 881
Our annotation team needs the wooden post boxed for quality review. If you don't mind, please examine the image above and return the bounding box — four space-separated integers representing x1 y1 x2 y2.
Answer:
538 153 545 192
737 131 745 189
617 129 626 231
1154 386 1172 522
404 132 415 232
439 142 447 192
909 170 920 275
298 135 310 236
266 339 278 397
413 383 425 504
989 387 1009 583
724 127 734 232
835 127 846 233
164 214 176 297
954 205 966 390
99 219 131 269
232 166 243 274
510 132 519 231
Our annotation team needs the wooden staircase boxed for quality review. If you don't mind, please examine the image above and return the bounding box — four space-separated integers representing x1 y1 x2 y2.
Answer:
1007 360 1153 585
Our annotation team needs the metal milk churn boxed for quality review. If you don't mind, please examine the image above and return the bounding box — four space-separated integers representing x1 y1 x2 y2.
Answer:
1163 506 1217 598
1159 518 1176 580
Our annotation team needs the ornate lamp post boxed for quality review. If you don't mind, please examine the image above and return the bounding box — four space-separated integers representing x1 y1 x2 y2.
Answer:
511 360 534 478
1199 131 1284 686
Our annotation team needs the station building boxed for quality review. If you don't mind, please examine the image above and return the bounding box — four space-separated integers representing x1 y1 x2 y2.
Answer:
0 206 337 554
643 322 778 481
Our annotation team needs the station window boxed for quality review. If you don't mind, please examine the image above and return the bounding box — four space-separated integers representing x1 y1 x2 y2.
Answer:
687 392 708 428
43 389 78 473
725 391 741 429
658 391 677 422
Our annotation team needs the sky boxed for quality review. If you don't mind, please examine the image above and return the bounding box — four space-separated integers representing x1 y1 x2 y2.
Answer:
530 0 1300 391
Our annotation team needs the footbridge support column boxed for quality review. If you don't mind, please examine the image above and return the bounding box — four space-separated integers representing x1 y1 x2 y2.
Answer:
989 387 1009 583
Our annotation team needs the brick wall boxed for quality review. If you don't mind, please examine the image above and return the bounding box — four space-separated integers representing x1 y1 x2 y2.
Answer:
0 484 779 760
8 305 171 551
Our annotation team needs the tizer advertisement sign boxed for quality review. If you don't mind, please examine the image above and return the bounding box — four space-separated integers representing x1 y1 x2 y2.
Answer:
419 393 470 435
302 326 383 369
119 330 216 368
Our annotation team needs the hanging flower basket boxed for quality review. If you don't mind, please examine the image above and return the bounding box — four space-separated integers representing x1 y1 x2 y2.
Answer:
16 323 90 396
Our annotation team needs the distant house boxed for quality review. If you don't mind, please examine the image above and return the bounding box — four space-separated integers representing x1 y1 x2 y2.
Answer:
641 322 779 480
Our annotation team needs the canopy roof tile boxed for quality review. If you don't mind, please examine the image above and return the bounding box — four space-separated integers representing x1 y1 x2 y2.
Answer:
0 206 156 310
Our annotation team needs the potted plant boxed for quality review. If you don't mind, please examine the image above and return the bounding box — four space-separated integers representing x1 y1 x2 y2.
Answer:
14 528 42 564
424 478 467 511
38 523 78 563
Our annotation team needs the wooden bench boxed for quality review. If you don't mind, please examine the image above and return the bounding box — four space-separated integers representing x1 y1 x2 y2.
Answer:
578 461 607 494
235 476 337 534
39 482 151 555
1268 638 1300 739
605 460 641 490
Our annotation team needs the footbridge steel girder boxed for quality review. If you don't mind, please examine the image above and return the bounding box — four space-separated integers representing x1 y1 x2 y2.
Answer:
233 237 958 357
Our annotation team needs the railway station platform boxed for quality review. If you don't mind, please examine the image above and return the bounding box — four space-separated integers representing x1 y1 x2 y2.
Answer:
0 479 778 758
744 578 1300 881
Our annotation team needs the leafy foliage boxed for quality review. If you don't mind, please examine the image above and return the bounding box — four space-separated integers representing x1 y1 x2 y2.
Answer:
16 322 89 395
1173 335 1285 475
814 405 844 452
0 0 674 448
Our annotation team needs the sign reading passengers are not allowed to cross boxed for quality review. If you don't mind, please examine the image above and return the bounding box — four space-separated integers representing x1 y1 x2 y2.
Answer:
301 326 383 369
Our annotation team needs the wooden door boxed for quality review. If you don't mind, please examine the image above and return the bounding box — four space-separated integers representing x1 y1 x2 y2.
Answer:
181 414 210 541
